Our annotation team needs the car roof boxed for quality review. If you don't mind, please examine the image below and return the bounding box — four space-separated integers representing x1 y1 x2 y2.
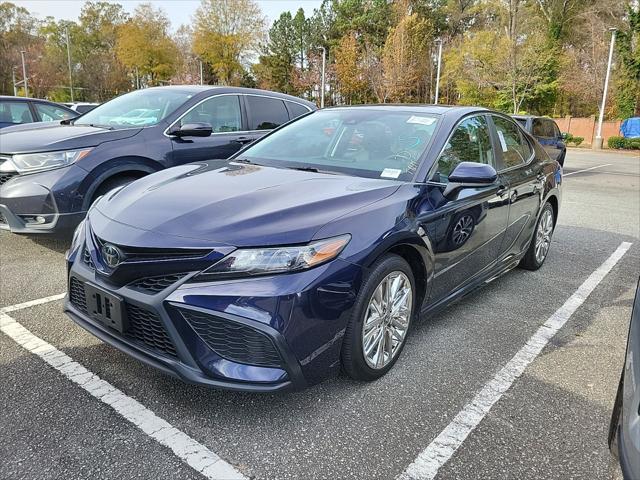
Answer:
142 85 316 107
322 104 488 117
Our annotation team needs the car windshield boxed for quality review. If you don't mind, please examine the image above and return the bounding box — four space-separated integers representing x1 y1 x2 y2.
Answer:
238 109 440 181
74 89 192 129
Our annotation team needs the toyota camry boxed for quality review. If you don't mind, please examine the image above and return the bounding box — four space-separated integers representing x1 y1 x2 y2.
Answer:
64 105 561 392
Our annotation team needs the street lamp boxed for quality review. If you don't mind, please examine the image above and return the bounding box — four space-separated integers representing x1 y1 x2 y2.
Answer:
66 27 75 102
20 50 28 97
434 38 443 105
320 46 326 108
594 28 617 150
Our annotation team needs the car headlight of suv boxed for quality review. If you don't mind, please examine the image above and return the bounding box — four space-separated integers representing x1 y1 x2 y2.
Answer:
9 148 92 174
195 234 351 280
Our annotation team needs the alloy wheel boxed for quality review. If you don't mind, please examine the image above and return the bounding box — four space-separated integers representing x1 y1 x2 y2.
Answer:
361 271 413 370
534 208 553 264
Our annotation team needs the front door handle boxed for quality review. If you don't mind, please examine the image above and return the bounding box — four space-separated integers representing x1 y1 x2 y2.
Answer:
234 136 255 144
496 185 508 197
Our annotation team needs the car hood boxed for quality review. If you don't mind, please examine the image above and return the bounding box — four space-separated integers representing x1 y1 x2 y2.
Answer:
94 161 401 246
0 122 142 154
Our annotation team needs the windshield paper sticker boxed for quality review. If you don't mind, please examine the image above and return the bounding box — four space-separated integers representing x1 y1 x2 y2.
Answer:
381 168 402 179
497 130 509 152
406 115 436 126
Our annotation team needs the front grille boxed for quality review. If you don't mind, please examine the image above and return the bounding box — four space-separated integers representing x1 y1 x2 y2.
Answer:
180 308 283 368
128 273 187 294
94 235 211 263
69 277 87 313
126 304 177 357
0 172 17 186
82 248 95 269
0 211 6 225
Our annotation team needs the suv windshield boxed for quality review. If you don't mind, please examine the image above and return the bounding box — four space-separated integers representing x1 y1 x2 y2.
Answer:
239 109 439 181
75 89 192 129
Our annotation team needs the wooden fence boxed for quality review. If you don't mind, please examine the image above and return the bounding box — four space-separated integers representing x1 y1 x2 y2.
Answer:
553 116 622 147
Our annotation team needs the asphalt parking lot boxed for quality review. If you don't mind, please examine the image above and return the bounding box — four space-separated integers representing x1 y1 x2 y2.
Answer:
1 148 639 480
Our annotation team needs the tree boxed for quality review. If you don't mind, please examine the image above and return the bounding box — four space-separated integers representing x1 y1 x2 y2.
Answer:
116 3 178 86
254 12 298 94
334 32 368 104
192 0 265 85
615 3 640 117
382 12 434 102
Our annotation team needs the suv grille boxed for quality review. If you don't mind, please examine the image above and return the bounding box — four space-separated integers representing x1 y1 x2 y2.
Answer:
69 277 88 313
128 273 187 294
126 304 177 357
0 172 17 186
0 211 7 225
179 308 283 368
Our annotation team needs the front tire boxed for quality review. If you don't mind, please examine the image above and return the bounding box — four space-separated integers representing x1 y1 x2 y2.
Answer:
520 202 555 270
341 254 416 381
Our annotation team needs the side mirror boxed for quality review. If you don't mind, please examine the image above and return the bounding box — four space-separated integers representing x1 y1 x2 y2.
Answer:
170 122 213 138
444 162 497 197
561 132 568 140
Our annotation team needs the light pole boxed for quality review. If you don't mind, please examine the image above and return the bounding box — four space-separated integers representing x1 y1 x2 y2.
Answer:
20 50 28 97
434 38 443 105
65 27 74 102
320 46 326 108
199 59 204 85
12 67 17 96
594 28 617 150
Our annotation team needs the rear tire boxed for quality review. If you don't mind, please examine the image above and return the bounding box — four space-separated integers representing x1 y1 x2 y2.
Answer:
341 254 416 381
519 202 554 270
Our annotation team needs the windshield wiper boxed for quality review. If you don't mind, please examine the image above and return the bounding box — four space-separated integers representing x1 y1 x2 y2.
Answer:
285 166 344 175
76 123 115 130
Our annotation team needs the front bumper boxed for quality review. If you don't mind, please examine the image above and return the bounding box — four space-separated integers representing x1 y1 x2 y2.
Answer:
64 245 363 392
0 165 87 234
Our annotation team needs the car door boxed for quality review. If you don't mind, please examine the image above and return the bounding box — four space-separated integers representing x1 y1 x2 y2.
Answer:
532 118 562 161
167 94 249 165
424 114 511 302
491 114 543 259
547 120 565 162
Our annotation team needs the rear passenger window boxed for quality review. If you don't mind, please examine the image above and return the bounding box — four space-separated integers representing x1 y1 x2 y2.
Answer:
492 116 533 168
0 101 33 124
532 119 546 137
431 115 494 182
285 101 310 120
247 96 289 130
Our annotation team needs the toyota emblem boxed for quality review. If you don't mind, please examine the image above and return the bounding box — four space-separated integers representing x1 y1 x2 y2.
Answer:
101 243 123 268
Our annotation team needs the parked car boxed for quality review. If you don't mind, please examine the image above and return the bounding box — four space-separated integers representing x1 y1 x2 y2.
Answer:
0 95 76 129
64 105 562 392
63 102 100 114
513 115 566 166
609 279 640 479
0 86 315 234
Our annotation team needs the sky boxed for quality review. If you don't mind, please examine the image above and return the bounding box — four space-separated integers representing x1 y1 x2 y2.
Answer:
14 0 324 29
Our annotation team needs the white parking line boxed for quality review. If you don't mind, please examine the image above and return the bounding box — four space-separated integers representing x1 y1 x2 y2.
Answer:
0 292 66 313
563 163 612 176
0 303 246 480
398 241 632 480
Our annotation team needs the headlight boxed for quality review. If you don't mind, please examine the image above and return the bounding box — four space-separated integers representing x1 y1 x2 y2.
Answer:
10 148 92 174
196 234 351 280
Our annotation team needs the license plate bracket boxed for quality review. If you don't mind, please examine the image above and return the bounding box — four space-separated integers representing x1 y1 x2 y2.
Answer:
85 282 127 333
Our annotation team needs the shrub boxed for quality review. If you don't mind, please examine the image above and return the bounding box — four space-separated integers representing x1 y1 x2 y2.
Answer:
563 133 584 146
608 136 627 149
608 136 640 150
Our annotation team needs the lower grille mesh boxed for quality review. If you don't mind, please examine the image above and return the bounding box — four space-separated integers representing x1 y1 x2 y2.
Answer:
125 304 177 357
128 273 186 294
69 277 87 313
180 308 283 368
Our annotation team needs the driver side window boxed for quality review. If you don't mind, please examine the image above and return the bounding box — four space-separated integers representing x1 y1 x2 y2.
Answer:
431 115 494 183
181 95 241 133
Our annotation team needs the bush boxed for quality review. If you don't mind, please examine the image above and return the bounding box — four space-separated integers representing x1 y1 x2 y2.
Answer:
608 136 640 150
563 133 584 146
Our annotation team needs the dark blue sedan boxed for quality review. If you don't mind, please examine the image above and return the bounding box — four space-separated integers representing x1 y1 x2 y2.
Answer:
64 105 562 392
